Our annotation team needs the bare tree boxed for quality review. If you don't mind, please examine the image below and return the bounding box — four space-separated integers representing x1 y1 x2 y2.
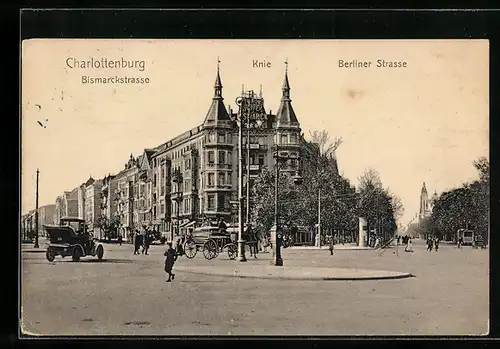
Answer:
358 167 383 191
309 130 343 157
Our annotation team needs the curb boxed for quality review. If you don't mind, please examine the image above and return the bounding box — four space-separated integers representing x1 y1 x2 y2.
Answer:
176 268 414 281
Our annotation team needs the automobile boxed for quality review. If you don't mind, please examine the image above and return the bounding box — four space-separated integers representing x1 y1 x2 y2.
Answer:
472 234 487 249
43 217 105 262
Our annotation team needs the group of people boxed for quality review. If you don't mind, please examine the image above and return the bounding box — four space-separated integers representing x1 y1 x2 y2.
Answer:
132 229 153 255
396 235 414 252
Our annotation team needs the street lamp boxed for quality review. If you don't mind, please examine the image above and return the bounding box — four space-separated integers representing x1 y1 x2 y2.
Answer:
172 168 184 243
273 144 303 266
234 92 265 262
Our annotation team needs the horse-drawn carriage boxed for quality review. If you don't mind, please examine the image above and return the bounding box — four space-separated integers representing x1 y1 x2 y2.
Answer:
183 225 260 260
183 226 238 260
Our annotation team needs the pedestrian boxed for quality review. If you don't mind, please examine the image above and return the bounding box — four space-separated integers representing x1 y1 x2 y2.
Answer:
434 237 439 252
143 232 150 255
133 230 141 255
118 234 123 246
164 242 178 282
329 236 334 256
458 236 463 249
405 237 414 252
427 237 433 251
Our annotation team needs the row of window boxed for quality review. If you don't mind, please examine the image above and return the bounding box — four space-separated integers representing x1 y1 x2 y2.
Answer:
207 150 232 165
206 172 232 187
207 131 232 144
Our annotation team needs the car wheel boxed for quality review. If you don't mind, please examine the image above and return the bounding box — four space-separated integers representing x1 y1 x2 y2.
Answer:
96 245 104 260
46 248 55 262
72 248 81 262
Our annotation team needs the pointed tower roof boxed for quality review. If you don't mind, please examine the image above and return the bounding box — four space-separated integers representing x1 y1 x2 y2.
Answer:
276 59 299 129
203 57 231 128
421 182 427 193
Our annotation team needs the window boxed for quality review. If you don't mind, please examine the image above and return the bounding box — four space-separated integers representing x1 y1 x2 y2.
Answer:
208 151 215 164
290 133 298 144
227 133 232 143
250 136 258 144
218 172 225 186
219 151 225 164
259 156 265 166
208 173 215 187
207 194 216 210
280 134 288 144
185 158 191 170
208 132 216 142
160 203 165 214
218 132 225 143
218 193 226 210
250 155 256 165
227 172 232 184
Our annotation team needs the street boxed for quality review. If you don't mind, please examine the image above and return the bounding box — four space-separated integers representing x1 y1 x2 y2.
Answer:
21 239 489 336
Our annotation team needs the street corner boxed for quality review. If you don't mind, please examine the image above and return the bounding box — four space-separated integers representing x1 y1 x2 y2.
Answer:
175 264 413 281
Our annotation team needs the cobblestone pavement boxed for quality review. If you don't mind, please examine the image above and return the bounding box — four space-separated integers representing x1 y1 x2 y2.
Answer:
20 239 489 336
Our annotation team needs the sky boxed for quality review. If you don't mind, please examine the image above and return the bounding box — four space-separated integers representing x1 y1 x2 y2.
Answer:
21 39 489 227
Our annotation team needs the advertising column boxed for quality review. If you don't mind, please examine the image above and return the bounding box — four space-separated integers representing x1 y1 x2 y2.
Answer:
358 217 368 247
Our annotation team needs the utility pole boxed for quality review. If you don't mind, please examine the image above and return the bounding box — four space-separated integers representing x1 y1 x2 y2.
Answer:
34 168 40 248
246 110 251 228
237 100 247 262
317 190 321 247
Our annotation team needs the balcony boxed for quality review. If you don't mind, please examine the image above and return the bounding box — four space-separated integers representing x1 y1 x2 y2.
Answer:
249 164 260 171
205 163 232 170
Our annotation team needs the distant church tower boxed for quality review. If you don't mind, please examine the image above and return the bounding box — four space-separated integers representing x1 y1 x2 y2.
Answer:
419 182 433 221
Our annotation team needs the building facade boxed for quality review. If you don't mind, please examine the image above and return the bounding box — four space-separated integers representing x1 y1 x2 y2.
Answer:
84 178 103 235
114 155 140 241
37 204 56 237
44 61 310 242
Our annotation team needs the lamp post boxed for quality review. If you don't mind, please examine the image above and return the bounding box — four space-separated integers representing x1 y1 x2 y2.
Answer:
234 91 265 262
172 168 183 243
273 144 303 266
235 97 248 262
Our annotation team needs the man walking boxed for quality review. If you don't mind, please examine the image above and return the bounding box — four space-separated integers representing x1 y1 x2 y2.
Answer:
329 236 334 256
164 242 178 282
134 229 142 255
434 237 439 252
143 230 150 255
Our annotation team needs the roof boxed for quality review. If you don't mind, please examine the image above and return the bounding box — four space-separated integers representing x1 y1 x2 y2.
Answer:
276 101 299 127
276 71 299 128
203 68 231 127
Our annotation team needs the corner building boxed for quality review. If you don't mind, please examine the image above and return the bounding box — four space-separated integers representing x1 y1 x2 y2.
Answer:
139 64 305 236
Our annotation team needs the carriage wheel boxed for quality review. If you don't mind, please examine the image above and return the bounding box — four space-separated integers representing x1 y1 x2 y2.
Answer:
226 243 237 260
203 239 217 260
184 240 197 259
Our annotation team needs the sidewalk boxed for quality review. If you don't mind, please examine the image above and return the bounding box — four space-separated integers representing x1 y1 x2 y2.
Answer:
176 264 413 281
